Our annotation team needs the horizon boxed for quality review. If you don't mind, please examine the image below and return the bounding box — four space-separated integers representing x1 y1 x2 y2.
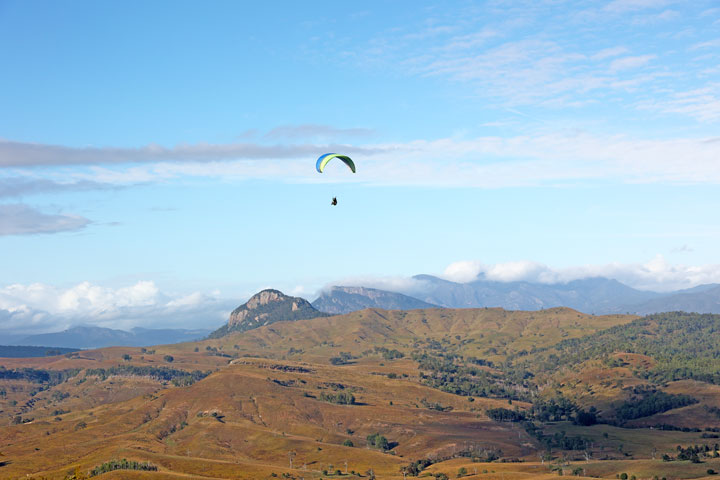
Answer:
2 1 720 335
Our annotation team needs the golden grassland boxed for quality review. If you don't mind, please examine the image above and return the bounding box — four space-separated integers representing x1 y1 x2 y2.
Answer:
1 307 719 479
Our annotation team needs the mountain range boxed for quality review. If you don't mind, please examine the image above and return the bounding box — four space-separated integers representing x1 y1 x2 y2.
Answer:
5 276 720 350
312 275 720 315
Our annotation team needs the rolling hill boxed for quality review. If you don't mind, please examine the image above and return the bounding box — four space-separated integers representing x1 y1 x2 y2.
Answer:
2 299 720 479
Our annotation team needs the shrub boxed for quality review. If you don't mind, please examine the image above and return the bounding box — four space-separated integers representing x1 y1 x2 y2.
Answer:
367 432 390 450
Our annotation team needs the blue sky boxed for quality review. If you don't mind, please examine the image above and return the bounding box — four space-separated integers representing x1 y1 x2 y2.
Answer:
1 0 720 334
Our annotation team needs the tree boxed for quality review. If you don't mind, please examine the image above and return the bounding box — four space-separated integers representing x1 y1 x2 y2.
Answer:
163 355 174 363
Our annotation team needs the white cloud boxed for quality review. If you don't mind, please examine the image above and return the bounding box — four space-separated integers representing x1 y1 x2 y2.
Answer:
441 256 720 292
0 281 237 335
320 275 430 296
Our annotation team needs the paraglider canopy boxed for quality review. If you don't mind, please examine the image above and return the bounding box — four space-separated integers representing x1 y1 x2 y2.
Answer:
316 153 356 173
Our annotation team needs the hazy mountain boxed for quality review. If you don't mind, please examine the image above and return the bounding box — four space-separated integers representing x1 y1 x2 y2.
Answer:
0 345 79 358
209 289 328 338
312 286 438 314
407 275 660 313
17 325 212 349
629 284 720 315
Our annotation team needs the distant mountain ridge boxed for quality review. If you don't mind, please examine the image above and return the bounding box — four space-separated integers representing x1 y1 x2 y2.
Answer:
312 286 438 314
209 289 328 338
409 275 661 313
315 275 720 315
16 326 212 349
0 345 79 358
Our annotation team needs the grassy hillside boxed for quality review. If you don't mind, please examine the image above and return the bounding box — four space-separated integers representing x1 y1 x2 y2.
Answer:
3 308 720 479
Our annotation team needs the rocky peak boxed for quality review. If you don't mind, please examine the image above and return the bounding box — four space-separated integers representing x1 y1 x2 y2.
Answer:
245 289 286 309
209 289 328 338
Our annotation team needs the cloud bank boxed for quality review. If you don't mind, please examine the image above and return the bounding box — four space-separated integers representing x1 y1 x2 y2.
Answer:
0 281 236 336
441 255 720 292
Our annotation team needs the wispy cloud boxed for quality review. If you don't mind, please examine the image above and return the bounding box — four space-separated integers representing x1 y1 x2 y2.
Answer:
0 178 115 198
603 0 674 14
690 38 720 50
638 85 720 122
592 46 630 60
0 203 90 236
609 54 656 71
5 130 719 189
325 1 716 123
264 124 375 140
0 139 381 168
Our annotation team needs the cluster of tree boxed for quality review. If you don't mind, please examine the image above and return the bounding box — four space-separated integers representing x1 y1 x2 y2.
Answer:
614 387 697 422
412 351 530 401
402 445 503 477
419 397 452 411
88 458 157 476
270 378 298 387
486 407 527 422
0 366 80 385
465 356 495 368
84 365 210 386
573 408 598 426
203 346 233 358
366 432 391 450
404 458 434 476
530 396 578 422
662 444 720 463
329 351 357 365
319 391 355 405
370 346 405 360
538 430 590 451
527 312 720 386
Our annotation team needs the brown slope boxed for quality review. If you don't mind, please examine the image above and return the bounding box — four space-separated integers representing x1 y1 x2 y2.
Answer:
0 307 641 479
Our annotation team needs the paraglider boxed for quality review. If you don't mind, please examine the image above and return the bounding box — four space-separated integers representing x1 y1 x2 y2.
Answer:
316 153 355 205
315 153 356 173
